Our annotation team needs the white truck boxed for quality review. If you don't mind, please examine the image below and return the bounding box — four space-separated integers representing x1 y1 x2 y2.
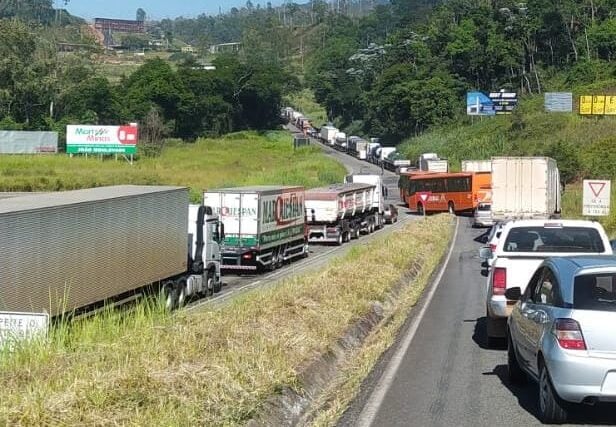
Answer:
367 142 381 164
203 186 308 272
356 140 369 160
419 153 448 172
320 126 339 145
345 174 386 225
480 219 613 346
305 182 380 245
461 160 491 172
334 132 348 151
491 157 561 221
0 186 224 317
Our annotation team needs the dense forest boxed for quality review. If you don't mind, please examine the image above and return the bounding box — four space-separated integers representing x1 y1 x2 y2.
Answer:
306 0 616 142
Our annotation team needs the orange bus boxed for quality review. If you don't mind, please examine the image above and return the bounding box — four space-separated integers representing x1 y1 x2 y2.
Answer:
397 170 440 207
404 172 492 214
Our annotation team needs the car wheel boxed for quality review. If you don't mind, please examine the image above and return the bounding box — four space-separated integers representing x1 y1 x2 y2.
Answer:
539 362 568 424
507 334 526 385
486 313 504 348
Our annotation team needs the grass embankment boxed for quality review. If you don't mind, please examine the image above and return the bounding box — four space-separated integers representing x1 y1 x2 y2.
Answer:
0 131 346 201
285 89 329 126
0 215 452 425
399 79 616 235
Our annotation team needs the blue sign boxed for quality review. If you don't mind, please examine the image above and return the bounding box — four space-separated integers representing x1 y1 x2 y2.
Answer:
467 91 495 116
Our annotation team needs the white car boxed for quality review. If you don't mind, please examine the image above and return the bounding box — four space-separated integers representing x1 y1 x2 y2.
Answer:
479 219 613 346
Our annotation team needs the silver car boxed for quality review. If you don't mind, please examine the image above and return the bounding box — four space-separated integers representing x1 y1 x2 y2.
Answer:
506 256 616 423
473 202 493 228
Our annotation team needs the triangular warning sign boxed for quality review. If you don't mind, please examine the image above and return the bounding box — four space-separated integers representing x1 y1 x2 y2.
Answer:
588 182 606 198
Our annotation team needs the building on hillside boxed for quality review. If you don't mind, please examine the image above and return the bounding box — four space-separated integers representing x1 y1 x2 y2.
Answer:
181 45 195 53
94 18 145 33
209 42 241 54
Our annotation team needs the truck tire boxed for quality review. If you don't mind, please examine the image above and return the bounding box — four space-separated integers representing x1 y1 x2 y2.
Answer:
175 279 187 308
162 282 177 311
336 233 343 246
210 270 222 293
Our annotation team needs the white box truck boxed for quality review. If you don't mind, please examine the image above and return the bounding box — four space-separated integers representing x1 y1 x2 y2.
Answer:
320 126 338 145
203 186 308 272
0 186 224 317
305 182 380 245
462 160 492 172
491 157 561 220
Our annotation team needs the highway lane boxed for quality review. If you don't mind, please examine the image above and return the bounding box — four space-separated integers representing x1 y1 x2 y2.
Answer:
187 131 410 310
340 218 616 427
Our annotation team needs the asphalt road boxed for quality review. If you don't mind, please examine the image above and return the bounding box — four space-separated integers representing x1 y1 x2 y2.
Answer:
340 218 616 427
187 131 411 310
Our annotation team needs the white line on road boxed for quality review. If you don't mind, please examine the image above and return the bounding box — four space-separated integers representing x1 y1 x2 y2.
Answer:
356 217 460 427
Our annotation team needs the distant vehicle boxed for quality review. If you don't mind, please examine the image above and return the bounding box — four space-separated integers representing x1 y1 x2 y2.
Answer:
384 204 399 224
461 160 491 173
473 202 494 228
404 172 492 215
418 153 448 172
507 256 616 423
204 186 308 272
320 126 338 145
479 219 613 346
0 186 224 316
491 157 561 221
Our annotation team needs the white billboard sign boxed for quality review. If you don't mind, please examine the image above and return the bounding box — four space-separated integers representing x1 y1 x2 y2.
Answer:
66 125 138 155
583 180 611 216
0 311 49 349
0 131 58 154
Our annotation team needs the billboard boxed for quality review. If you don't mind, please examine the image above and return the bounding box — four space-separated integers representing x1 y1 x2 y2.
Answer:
545 92 573 112
66 125 138 154
0 131 58 154
466 92 495 116
488 91 518 114
579 95 616 115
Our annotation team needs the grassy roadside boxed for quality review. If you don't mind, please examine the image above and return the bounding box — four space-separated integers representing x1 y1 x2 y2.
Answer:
0 131 346 201
0 215 453 426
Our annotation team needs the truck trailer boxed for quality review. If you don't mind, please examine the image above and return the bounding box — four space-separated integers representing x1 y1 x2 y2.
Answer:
0 185 223 317
305 182 379 245
203 186 308 272
461 160 491 173
320 126 338 145
491 156 561 221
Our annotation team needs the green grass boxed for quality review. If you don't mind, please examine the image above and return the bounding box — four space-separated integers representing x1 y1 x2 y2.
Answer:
0 131 346 202
285 89 329 126
0 215 453 426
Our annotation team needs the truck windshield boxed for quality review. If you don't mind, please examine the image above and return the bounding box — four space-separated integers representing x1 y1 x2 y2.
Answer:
503 227 605 253
574 274 616 311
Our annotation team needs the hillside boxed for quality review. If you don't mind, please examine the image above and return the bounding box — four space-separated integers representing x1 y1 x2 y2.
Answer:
398 71 616 234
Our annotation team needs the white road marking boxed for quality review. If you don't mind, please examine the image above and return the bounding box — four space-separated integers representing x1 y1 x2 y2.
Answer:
356 217 460 427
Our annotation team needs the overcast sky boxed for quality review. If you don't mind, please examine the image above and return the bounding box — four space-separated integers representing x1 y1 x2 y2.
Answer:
55 0 287 20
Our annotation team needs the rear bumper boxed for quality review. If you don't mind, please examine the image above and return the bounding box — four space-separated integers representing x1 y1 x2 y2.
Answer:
488 296 515 319
474 217 494 227
545 340 616 403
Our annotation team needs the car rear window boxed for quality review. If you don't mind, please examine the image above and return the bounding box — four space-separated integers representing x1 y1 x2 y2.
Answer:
574 274 616 311
477 204 491 211
503 226 605 253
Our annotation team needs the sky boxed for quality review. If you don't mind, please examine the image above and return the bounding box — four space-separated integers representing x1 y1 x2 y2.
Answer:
54 0 287 21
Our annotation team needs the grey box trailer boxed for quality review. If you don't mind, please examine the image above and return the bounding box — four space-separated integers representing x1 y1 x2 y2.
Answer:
0 185 223 316
203 186 308 272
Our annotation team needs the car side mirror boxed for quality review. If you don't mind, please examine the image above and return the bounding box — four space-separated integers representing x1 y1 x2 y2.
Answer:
479 246 492 260
505 287 522 301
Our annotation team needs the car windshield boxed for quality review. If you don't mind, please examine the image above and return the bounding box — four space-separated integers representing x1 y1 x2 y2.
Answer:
503 226 605 253
574 274 616 311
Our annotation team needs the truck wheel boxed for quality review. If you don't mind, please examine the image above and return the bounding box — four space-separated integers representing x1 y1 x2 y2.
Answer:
162 282 177 311
210 270 222 293
175 280 187 308
336 234 343 246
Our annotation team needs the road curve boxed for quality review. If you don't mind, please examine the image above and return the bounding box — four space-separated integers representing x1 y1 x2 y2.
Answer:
339 218 616 427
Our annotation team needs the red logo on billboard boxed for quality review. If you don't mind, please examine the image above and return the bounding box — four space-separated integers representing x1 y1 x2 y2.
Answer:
275 192 303 226
117 125 138 145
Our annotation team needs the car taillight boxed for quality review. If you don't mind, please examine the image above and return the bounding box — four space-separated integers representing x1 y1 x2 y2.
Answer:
490 243 497 252
553 318 586 350
242 252 253 260
492 267 506 295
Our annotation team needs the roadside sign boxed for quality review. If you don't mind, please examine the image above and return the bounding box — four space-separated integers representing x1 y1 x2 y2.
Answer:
66 125 138 155
418 192 432 203
0 311 49 349
583 180 611 216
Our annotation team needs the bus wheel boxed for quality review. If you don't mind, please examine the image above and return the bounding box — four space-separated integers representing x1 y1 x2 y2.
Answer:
448 202 455 215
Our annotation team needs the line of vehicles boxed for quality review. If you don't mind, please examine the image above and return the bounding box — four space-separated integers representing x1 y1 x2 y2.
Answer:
465 158 616 423
0 169 394 325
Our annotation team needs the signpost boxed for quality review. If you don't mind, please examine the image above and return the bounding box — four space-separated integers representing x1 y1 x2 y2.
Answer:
0 311 49 350
418 191 432 219
583 180 611 216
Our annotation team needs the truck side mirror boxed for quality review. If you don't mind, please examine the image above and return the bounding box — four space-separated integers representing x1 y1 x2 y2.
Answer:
479 246 492 260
